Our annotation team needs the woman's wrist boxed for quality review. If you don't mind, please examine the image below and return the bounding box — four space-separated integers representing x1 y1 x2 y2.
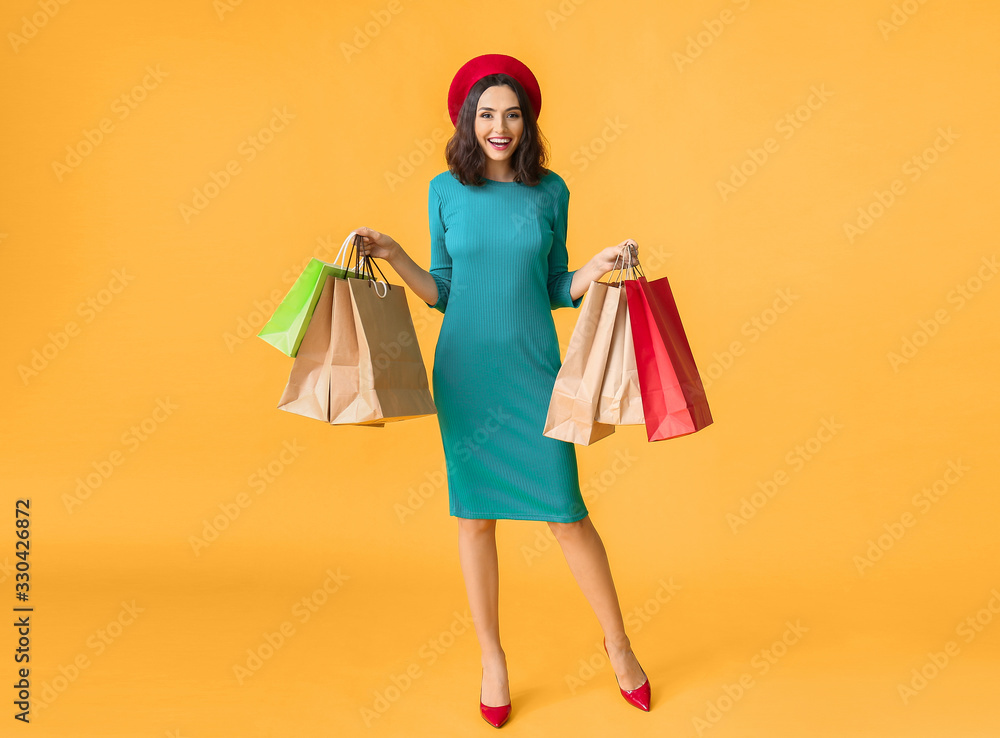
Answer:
384 238 404 265
570 260 600 301
581 257 604 282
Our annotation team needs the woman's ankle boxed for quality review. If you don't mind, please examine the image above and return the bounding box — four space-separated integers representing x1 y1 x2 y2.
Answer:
481 648 507 667
605 633 631 652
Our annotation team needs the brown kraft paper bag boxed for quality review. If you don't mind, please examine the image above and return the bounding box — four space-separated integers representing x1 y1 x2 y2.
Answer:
596 283 645 426
543 280 618 446
330 275 436 424
277 275 387 427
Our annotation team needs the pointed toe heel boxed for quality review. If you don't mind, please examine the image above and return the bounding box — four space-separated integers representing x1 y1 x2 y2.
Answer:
479 668 511 727
479 700 511 728
604 637 651 712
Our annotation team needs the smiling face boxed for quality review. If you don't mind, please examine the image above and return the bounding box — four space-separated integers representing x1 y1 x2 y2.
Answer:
474 84 524 173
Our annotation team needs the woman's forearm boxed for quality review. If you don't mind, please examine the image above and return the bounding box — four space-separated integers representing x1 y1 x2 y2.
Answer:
387 243 439 306
570 259 603 302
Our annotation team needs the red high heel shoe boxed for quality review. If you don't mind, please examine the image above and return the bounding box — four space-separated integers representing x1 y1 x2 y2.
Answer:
603 637 651 711
479 668 511 728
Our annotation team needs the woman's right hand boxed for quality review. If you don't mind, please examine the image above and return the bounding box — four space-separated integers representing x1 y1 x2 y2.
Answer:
354 226 400 263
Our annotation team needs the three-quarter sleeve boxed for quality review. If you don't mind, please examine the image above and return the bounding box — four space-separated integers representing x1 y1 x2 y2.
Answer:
547 181 583 310
426 181 452 313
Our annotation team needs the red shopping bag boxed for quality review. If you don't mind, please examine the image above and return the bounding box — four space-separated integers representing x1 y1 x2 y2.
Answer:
624 272 712 441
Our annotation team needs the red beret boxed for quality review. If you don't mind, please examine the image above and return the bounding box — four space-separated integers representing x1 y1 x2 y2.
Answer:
448 53 542 127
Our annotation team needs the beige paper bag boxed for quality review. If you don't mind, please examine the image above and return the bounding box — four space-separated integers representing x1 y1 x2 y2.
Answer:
543 281 619 446
330 276 436 424
596 283 645 425
277 274 336 420
277 275 385 426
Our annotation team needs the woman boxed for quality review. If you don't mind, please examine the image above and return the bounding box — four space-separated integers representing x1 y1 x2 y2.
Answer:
355 53 649 727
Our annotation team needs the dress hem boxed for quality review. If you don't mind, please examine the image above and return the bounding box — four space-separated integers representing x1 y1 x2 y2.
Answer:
450 508 589 523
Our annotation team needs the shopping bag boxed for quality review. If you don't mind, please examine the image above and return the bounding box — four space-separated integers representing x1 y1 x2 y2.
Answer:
257 232 364 357
277 233 436 425
331 271 437 424
624 260 712 441
276 272 336 421
595 282 645 426
543 280 618 446
277 274 385 427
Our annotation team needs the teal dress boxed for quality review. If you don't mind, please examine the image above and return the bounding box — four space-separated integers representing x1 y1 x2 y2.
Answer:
424 168 589 522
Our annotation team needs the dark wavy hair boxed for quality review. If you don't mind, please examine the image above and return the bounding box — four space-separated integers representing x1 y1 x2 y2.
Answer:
445 73 550 187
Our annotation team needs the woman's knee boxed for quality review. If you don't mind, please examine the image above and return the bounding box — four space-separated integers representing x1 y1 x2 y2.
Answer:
547 515 590 540
457 517 497 535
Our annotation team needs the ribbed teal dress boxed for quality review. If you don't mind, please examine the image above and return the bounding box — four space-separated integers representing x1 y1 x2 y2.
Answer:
424 168 589 522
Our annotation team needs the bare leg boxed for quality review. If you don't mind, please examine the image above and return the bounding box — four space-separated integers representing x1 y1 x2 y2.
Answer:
548 514 646 690
457 517 510 707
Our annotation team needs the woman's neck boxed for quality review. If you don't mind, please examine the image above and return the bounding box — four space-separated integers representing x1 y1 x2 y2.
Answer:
483 162 516 182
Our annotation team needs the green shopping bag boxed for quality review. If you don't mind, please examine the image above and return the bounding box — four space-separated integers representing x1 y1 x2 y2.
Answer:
257 232 365 357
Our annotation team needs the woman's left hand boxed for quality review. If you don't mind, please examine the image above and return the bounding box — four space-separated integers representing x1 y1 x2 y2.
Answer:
591 239 639 279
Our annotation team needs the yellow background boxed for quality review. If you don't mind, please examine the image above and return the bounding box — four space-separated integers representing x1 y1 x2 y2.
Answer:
2 0 998 735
